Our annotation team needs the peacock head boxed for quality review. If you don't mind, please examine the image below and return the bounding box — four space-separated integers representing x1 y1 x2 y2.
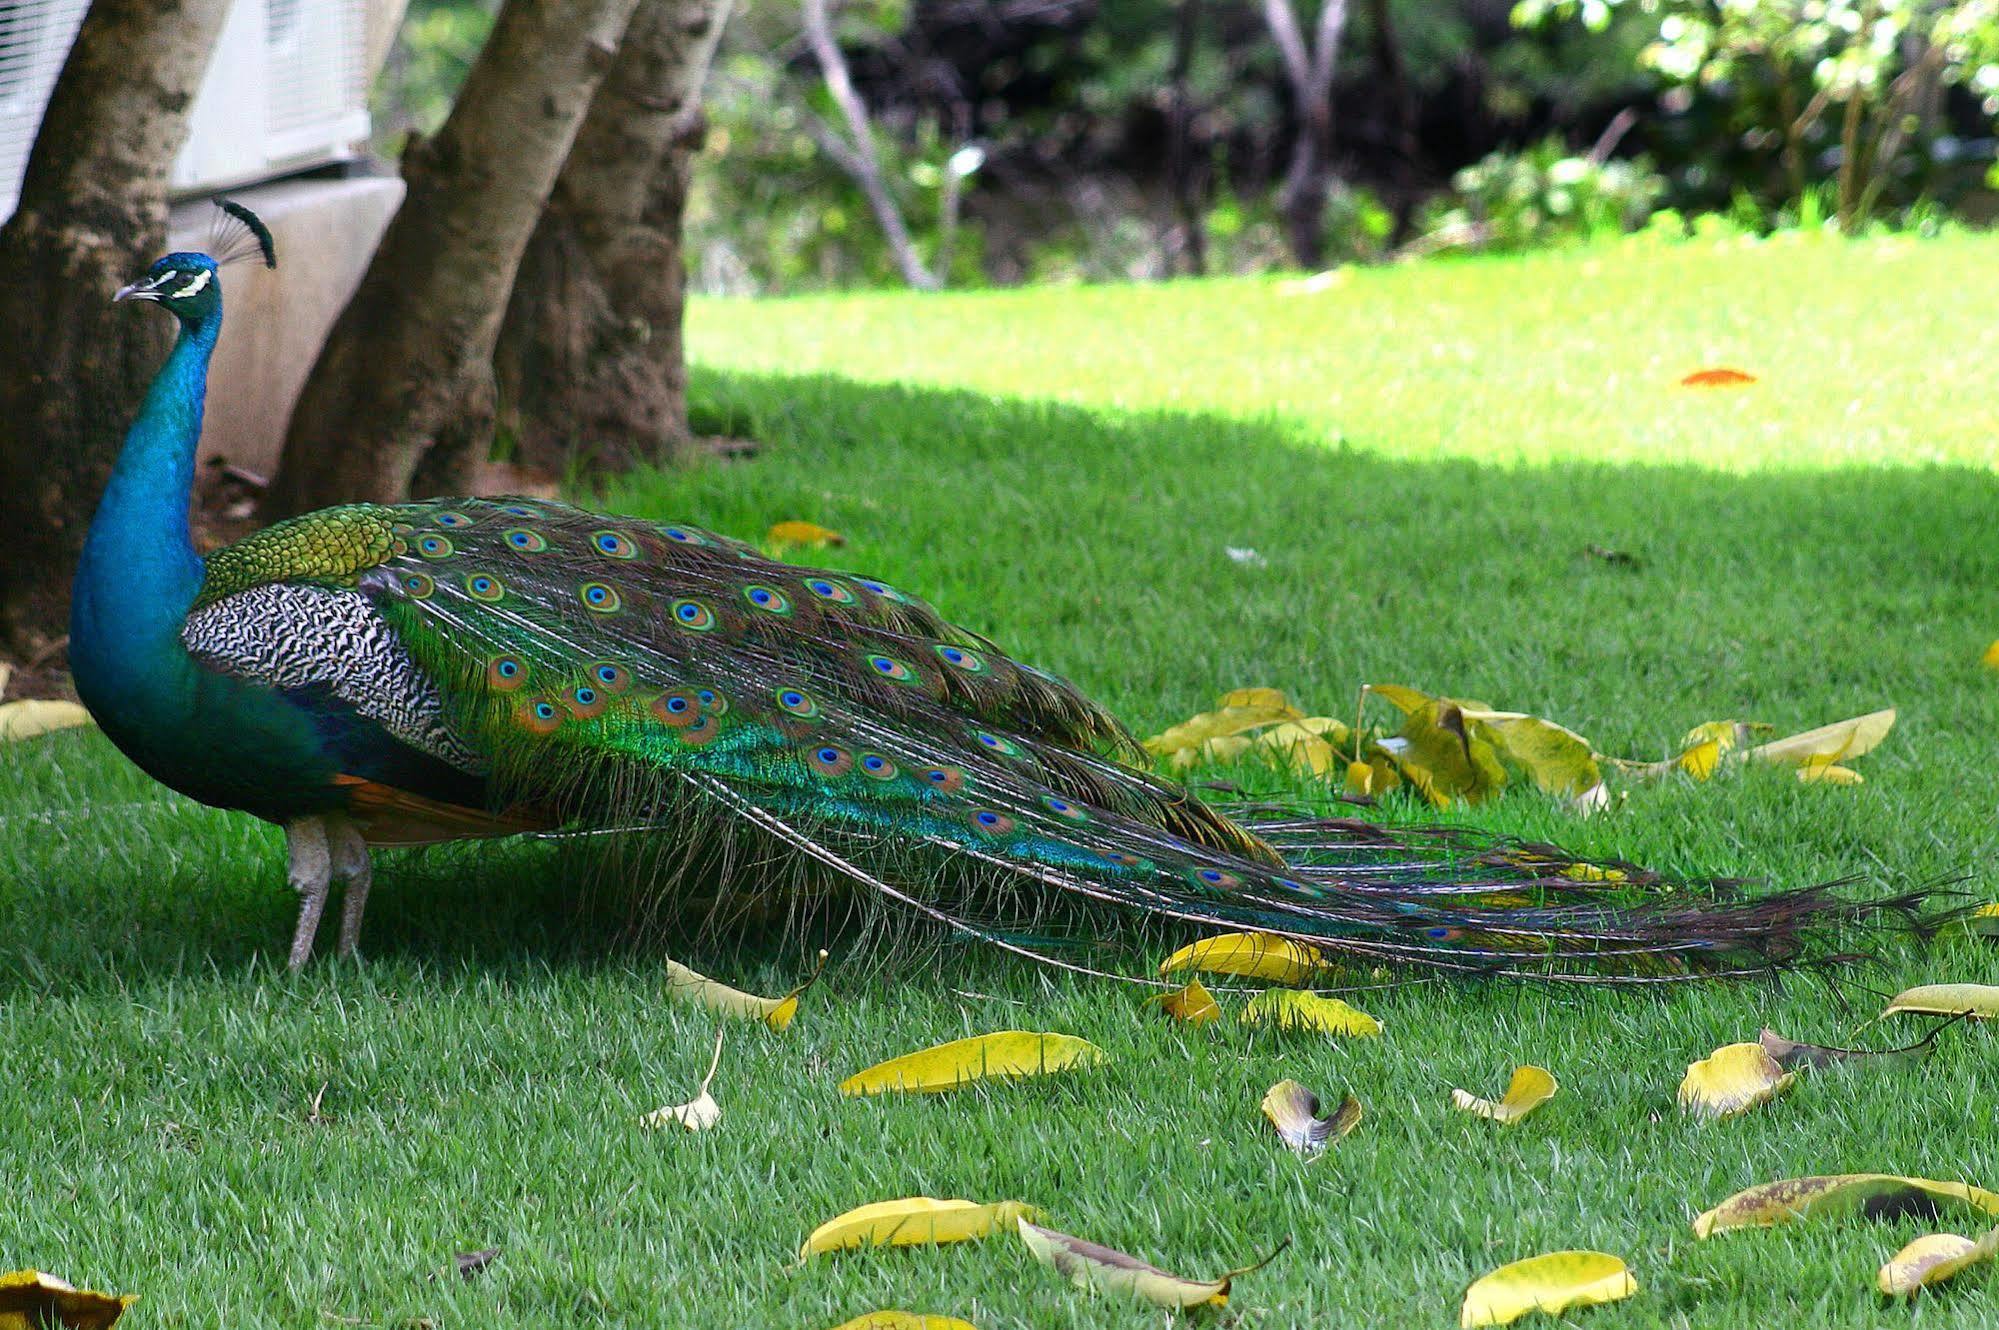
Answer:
112 199 275 324
114 253 223 321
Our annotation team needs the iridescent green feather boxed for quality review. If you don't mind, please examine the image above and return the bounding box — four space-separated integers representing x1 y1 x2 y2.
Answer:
306 496 1893 980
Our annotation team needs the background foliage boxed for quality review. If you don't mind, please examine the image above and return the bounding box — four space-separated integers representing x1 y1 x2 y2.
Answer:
376 0 1998 291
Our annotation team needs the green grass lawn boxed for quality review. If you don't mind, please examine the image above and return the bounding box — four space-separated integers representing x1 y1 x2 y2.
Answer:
6 234 1999 1328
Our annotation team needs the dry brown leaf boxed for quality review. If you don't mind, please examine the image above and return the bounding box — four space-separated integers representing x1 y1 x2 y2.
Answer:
1016 1218 1284 1309
1757 1025 1943 1070
1260 1080 1360 1157
1694 1175 1999 1238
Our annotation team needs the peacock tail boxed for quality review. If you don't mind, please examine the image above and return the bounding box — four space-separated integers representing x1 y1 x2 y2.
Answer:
181 494 1906 981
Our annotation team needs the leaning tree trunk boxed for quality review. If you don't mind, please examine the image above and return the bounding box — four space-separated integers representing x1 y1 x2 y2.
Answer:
0 0 233 655
494 0 729 478
265 0 646 517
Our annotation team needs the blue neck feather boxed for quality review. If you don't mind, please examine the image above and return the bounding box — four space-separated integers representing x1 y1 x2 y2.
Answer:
70 306 220 707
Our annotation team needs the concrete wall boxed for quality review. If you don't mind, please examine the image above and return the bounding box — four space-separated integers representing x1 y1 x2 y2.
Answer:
169 174 405 476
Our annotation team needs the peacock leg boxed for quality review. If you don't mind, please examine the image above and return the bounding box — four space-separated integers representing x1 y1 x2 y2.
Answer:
283 817 332 971
327 814 372 959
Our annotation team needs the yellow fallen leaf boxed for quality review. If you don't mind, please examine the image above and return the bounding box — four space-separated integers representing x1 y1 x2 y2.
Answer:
1364 683 1440 715
1877 1226 1999 1296
1390 701 1507 807
1694 1175 1999 1238
1461 1251 1636 1327
801 1198 1041 1260
1143 690 1304 768
1797 759 1863 785
826 1315 976 1330
0 699 93 742
640 1026 724 1132
1158 932 1322 986
1967 903 1999 938
1678 1043 1794 1119
1672 721 1763 778
1344 755 1401 798
1016 1218 1284 1309
663 949 825 1031
1750 708 1894 768
1459 712 1601 799
0 1270 135 1329
1260 1080 1361 1156
765 520 846 548
1984 641 1999 670
1451 1066 1558 1125
839 1032 1105 1096
1150 978 1221 1025
1882 983 1999 1020
1240 988 1382 1037
1250 719 1349 777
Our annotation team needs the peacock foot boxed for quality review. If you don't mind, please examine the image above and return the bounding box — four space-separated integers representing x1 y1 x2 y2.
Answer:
283 817 332 971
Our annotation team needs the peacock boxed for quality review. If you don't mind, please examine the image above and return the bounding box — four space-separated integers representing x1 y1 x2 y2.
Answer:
67 206 1903 980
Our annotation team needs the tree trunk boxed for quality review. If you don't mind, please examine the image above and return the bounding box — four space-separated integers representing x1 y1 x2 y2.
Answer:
0 0 233 655
265 0 645 518
1264 0 1349 270
494 0 729 478
1162 0 1209 277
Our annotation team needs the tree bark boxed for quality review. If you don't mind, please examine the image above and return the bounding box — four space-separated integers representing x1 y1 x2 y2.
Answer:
494 0 729 478
0 0 233 655
265 0 646 517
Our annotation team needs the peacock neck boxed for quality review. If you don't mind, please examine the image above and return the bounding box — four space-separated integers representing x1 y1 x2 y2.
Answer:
71 309 219 698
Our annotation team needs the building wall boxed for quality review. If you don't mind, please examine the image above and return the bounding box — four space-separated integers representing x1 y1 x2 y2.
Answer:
172 173 406 477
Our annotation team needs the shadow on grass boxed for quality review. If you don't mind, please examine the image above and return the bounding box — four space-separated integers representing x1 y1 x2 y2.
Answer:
5 367 1996 992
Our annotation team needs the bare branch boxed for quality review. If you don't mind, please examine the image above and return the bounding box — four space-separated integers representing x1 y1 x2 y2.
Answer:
801 0 940 289
1263 0 1312 96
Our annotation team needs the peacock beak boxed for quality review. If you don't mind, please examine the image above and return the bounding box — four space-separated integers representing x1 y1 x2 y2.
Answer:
113 272 170 303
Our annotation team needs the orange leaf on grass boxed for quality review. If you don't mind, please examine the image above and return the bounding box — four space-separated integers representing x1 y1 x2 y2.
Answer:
1679 368 1757 387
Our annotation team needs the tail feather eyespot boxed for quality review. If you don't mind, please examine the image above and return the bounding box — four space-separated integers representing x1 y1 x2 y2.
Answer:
579 582 621 613
487 654 528 692
651 690 701 728
671 599 716 631
808 745 854 777
592 530 640 560
968 809 1018 836
520 697 562 735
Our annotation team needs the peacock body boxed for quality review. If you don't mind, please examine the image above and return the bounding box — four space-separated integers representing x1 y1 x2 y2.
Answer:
68 214 1892 977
